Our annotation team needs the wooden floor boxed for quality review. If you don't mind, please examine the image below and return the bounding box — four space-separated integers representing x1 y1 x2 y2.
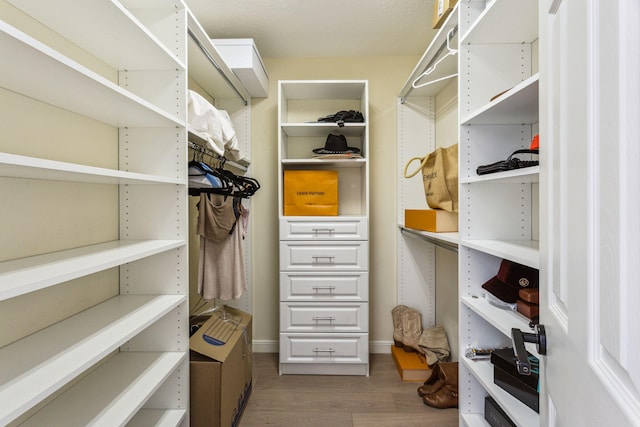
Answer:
239 353 459 427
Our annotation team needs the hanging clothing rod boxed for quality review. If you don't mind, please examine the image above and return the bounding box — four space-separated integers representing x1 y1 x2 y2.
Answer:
401 25 459 104
400 227 459 253
187 28 248 106
188 140 248 172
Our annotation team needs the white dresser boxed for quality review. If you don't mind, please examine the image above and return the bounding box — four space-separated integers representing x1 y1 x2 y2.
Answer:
277 81 370 375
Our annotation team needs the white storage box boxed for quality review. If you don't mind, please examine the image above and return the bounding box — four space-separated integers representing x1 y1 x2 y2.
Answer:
212 38 269 97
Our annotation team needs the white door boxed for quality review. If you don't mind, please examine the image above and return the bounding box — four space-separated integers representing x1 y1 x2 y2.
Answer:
540 0 640 425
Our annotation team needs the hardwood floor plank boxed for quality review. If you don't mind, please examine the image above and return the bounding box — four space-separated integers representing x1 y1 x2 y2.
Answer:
352 410 459 427
240 410 354 427
245 390 397 412
239 353 459 426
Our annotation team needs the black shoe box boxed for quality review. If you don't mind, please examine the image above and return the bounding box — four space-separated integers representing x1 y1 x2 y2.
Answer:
491 348 539 413
484 396 516 427
491 348 539 390
494 366 539 413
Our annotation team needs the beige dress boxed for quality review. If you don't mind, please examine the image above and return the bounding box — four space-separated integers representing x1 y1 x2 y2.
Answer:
197 193 247 300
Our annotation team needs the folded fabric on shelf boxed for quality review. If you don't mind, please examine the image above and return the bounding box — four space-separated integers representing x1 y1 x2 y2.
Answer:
188 90 243 161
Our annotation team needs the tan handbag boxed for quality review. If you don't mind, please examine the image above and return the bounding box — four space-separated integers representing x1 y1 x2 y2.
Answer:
404 144 458 212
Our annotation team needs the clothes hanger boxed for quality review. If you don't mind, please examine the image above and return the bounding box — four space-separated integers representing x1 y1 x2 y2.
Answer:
412 28 458 89
188 148 234 196
217 163 261 198
188 141 260 198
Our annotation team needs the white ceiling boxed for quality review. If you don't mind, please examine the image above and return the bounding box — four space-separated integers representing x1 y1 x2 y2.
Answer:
184 0 438 58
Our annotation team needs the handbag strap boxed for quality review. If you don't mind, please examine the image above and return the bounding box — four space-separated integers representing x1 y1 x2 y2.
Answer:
507 149 539 161
403 156 428 178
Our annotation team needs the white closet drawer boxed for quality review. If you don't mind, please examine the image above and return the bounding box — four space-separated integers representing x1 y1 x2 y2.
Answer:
280 272 368 302
279 217 368 241
279 241 368 271
279 333 368 364
280 302 368 333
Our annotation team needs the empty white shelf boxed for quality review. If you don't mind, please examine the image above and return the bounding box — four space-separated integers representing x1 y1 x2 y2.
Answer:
461 0 538 45
461 74 539 125
0 294 185 425
0 153 184 185
21 352 185 427
0 239 185 301
7 0 185 70
0 21 184 128
460 239 539 269
281 123 366 137
280 80 367 100
128 409 188 427
461 357 538 427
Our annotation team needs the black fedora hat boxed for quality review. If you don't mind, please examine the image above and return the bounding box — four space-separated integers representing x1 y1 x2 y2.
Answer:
313 134 360 154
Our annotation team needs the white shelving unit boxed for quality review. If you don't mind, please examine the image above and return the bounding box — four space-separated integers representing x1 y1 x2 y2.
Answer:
278 80 370 375
396 4 460 337
0 1 188 425
458 1 540 426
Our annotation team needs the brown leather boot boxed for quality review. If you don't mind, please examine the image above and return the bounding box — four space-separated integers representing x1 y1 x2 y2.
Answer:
421 362 458 408
401 308 423 353
391 305 409 348
417 364 443 397
422 384 458 409
417 361 457 396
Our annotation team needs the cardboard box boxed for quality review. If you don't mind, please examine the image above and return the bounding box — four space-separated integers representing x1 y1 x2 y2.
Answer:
190 306 253 427
432 0 458 29
391 345 431 381
404 209 458 232
283 170 338 216
211 38 269 98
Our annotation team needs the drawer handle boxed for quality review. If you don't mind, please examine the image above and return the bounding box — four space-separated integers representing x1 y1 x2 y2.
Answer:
312 285 336 293
312 348 335 353
312 228 335 235
312 316 335 322
312 256 335 264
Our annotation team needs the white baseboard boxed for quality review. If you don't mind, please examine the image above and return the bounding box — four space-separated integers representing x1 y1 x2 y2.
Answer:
369 340 394 354
251 339 394 354
251 339 278 353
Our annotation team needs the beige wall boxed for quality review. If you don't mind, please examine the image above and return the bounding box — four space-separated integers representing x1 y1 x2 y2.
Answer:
249 55 420 350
